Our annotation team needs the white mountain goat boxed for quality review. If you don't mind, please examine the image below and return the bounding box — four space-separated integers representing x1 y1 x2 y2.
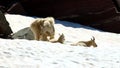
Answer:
30 17 55 41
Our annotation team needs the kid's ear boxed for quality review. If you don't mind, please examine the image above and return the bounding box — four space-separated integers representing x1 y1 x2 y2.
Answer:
61 33 64 36
59 33 64 36
91 38 93 41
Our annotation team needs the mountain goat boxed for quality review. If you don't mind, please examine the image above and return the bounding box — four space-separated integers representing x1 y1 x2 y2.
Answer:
50 33 65 44
30 17 55 41
71 36 97 47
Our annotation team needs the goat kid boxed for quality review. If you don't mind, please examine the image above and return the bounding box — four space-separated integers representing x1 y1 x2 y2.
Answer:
71 36 97 47
49 33 65 44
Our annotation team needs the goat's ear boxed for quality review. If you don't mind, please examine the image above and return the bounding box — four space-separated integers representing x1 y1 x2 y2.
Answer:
92 36 95 41
61 33 64 35
91 38 92 41
58 33 61 36
58 33 64 37
46 17 55 25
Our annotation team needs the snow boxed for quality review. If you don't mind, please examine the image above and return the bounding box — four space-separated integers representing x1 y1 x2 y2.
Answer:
0 14 120 68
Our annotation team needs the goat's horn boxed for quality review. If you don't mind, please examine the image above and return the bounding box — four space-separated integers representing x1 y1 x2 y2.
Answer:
92 36 95 40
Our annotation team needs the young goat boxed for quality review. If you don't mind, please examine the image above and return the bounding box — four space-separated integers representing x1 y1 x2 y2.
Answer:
71 36 97 47
50 33 65 44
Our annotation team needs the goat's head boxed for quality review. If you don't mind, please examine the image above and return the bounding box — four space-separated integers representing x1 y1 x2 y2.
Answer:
88 36 97 47
57 33 65 44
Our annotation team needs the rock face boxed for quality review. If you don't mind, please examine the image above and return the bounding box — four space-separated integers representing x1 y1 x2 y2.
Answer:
0 0 120 33
0 11 13 38
7 2 27 15
1 0 116 20
19 0 120 33
19 0 116 18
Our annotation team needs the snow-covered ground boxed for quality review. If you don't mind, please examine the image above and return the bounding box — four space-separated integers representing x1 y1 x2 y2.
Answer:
0 14 120 68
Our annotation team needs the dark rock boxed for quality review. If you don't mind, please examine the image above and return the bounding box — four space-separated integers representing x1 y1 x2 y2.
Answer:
90 15 120 33
7 2 27 15
0 6 6 13
0 11 13 38
0 0 120 33
0 0 18 13
113 0 120 11
20 0 116 18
